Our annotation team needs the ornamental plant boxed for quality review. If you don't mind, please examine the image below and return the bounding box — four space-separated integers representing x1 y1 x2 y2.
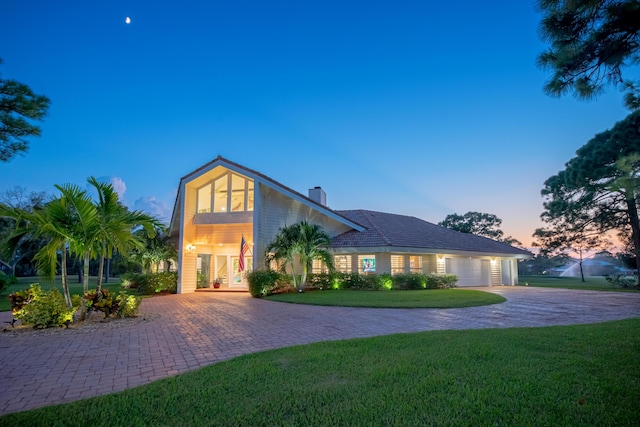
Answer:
82 289 142 318
10 284 75 329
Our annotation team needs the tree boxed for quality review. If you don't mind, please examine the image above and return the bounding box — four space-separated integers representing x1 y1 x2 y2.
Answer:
0 196 77 306
518 253 570 275
0 186 49 276
533 220 607 281
0 58 50 161
438 211 522 245
0 179 164 307
538 110 640 284
265 221 334 292
87 177 160 290
128 228 177 274
537 0 640 110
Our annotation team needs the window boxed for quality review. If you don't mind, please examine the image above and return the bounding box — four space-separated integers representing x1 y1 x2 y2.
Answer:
197 185 211 213
312 259 328 274
409 256 422 273
197 172 255 214
334 255 352 273
358 255 376 274
231 174 245 212
247 180 254 211
213 174 228 212
391 255 404 275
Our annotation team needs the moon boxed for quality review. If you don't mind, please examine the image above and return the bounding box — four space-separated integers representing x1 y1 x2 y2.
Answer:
125 17 131 24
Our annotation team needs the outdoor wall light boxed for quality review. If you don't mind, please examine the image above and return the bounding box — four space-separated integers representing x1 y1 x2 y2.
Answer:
186 244 196 253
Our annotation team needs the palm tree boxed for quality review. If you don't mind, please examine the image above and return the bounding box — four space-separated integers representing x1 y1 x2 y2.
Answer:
265 221 334 292
55 183 100 294
129 229 177 273
87 177 160 291
0 197 76 307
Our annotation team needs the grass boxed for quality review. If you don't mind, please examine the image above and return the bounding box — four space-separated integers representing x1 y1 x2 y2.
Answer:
0 276 123 312
266 289 506 308
520 275 640 292
1 318 638 426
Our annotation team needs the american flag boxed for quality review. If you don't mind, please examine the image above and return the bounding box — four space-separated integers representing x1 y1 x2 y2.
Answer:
239 235 249 271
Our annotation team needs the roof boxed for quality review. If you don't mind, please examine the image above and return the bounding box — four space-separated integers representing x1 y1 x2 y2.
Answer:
170 155 365 235
331 210 531 257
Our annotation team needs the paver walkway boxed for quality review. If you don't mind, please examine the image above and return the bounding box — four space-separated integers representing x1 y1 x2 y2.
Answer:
1 286 639 415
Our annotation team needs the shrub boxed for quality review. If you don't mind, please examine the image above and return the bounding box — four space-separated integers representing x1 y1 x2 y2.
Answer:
83 289 142 318
123 272 178 295
307 273 335 290
11 284 75 329
121 272 144 289
392 273 425 290
84 289 115 316
115 291 142 318
425 273 458 289
8 287 33 314
197 272 208 289
247 270 281 297
605 274 638 289
339 272 367 290
152 272 178 293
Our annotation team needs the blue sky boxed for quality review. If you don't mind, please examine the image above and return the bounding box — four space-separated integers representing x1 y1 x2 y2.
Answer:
0 0 630 247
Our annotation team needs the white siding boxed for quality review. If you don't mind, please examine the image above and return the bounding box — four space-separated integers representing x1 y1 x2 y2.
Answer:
257 184 354 266
491 260 501 286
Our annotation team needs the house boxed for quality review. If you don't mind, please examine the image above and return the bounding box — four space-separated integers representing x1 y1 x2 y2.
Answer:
169 156 531 293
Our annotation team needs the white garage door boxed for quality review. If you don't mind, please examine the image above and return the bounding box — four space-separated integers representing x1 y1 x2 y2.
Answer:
445 258 490 287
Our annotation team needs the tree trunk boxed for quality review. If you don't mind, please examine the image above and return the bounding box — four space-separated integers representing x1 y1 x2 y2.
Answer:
83 252 90 293
78 267 83 283
624 195 640 286
301 263 308 291
105 257 110 283
97 255 104 291
61 244 71 308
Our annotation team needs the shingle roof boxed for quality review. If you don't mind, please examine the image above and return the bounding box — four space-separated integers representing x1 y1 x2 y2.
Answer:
331 210 530 256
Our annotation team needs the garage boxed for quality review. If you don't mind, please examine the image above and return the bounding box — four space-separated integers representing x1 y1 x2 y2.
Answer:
445 257 491 287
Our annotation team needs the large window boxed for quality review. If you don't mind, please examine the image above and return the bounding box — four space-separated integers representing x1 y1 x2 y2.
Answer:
197 185 211 213
312 259 328 274
334 255 352 273
391 255 404 275
197 172 255 214
213 174 228 212
231 174 245 212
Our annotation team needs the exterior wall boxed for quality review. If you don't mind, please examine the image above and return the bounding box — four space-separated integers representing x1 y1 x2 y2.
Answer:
256 184 354 268
179 184 198 293
178 166 255 293
490 259 501 286
375 253 391 274
422 254 437 273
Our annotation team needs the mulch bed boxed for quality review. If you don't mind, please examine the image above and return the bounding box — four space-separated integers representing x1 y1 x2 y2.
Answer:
1 312 160 337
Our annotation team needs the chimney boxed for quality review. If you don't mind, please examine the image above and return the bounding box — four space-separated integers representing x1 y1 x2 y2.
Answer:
308 186 326 206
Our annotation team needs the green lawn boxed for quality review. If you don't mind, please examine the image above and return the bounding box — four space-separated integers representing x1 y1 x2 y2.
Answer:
266 289 505 308
0 276 123 312
520 275 639 292
1 318 638 426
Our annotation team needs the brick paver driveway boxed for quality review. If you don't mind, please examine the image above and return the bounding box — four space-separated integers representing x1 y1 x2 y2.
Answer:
1 286 639 415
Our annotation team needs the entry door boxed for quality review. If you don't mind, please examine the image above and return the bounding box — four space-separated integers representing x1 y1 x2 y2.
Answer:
230 256 253 288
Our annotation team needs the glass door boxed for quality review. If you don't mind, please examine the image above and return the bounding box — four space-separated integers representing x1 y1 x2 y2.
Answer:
231 256 253 288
